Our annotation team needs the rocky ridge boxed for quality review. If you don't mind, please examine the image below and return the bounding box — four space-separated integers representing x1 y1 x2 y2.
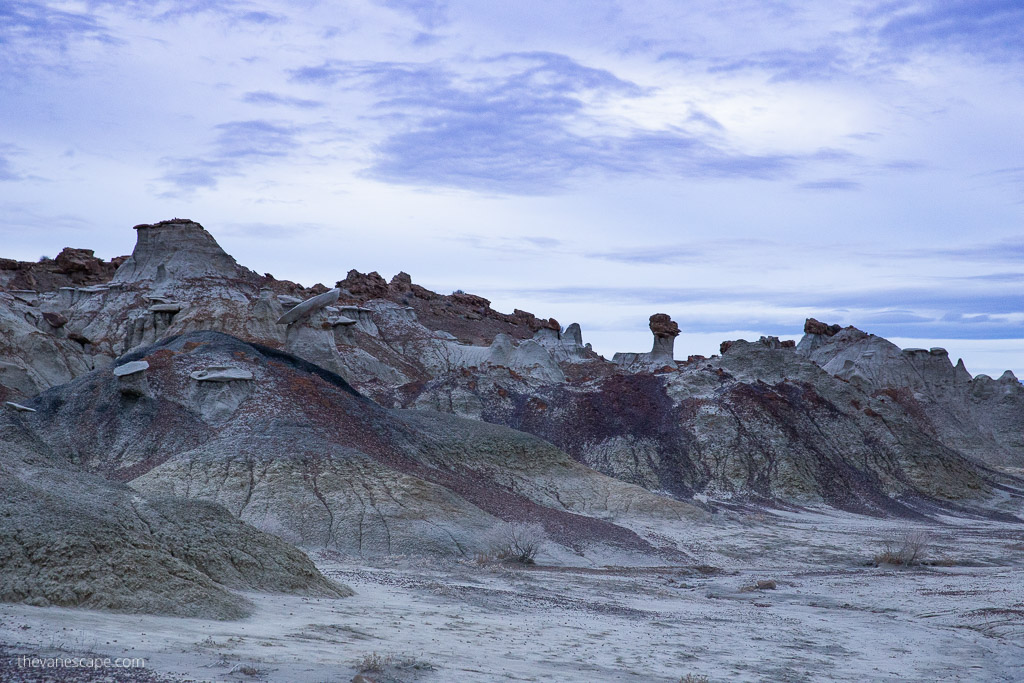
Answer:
1 219 1022 527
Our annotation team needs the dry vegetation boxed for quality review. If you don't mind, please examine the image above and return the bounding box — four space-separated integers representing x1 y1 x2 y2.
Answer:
874 530 932 566
487 521 549 564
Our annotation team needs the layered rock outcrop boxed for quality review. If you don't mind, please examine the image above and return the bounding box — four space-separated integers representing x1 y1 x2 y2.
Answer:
0 409 349 619
2 219 1021 528
19 332 702 560
796 320 1024 467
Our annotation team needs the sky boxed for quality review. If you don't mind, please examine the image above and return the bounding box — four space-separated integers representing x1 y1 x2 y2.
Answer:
1 0 1022 377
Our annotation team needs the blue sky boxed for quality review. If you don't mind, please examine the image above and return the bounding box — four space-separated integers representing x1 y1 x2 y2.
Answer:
1 0 1022 376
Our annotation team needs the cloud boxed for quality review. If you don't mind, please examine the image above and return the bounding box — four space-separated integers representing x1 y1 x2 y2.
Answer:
707 46 850 82
289 52 805 194
975 166 1024 202
873 0 1024 63
0 0 115 73
955 272 1024 283
218 222 319 239
891 238 1024 263
0 0 110 43
455 234 565 256
234 10 286 25
243 91 324 109
797 178 862 191
88 0 285 26
586 239 775 265
492 283 1024 318
159 120 302 194
375 0 449 29
0 155 21 182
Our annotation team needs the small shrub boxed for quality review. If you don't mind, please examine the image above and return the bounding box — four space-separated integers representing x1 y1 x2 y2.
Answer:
473 550 496 565
355 652 392 673
488 521 548 564
680 674 710 683
874 530 931 566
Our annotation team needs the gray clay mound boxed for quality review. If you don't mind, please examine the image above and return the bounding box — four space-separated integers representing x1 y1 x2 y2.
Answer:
0 412 350 620
17 331 704 560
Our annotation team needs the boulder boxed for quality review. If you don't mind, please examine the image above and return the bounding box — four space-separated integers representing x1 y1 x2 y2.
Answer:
41 312 67 329
114 360 150 397
804 317 841 336
276 288 341 326
190 366 254 382
113 360 149 377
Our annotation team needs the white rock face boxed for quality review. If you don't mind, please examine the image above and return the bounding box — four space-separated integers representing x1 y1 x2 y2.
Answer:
0 293 93 401
113 360 150 377
276 288 341 326
190 366 254 382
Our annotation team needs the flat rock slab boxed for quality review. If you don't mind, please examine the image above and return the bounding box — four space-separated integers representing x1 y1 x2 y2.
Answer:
113 360 150 377
276 288 340 325
190 366 254 382
148 303 183 313
3 401 35 412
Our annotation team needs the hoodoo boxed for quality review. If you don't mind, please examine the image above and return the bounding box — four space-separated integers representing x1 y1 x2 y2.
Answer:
112 218 255 285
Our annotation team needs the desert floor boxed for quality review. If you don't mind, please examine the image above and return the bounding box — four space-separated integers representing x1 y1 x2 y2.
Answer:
2 509 1022 682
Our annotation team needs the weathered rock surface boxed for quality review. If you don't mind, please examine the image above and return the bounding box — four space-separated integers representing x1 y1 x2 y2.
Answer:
3 219 1022 526
20 332 703 560
398 337 1022 516
796 321 1024 467
0 410 349 619
113 219 257 286
276 288 341 325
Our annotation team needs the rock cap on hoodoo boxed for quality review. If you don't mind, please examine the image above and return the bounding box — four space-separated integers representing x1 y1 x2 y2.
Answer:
649 313 680 338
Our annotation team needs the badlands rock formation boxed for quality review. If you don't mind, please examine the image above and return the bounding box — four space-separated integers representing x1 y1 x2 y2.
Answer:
796 320 1024 467
0 408 349 619
19 331 702 559
0 217 1021 603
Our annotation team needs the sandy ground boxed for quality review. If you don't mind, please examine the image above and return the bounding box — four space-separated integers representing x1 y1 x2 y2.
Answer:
1 510 1022 682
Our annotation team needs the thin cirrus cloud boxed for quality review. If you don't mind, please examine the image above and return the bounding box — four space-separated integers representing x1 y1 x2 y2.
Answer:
91 0 278 24
872 0 1024 63
159 120 302 194
242 91 324 109
706 46 851 83
290 52 803 194
496 284 1021 315
797 178 862 191
0 154 21 182
375 0 449 29
0 0 115 74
